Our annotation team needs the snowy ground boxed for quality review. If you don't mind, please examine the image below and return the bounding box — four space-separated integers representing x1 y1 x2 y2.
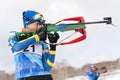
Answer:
65 76 87 80
65 70 120 80
99 70 120 80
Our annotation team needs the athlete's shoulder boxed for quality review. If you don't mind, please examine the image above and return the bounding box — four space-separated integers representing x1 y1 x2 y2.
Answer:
8 31 18 43
8 31 17 39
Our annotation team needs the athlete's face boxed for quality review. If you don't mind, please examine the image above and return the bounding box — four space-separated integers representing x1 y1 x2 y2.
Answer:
90 67 97 72
27 22 42 31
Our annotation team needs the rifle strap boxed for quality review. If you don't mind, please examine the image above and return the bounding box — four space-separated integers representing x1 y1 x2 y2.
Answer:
60 29 86 45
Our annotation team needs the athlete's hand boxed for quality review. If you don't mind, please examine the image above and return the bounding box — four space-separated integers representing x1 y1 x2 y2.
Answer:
48 32 59 43
38 27 47 41
48 32 59 50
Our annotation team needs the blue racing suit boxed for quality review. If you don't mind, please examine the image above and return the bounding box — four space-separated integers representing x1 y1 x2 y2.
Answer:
8 34 56 79
86 70 100 80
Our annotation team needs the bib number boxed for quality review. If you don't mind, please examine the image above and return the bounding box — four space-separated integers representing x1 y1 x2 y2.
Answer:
24 45 35 52
23 44 42 55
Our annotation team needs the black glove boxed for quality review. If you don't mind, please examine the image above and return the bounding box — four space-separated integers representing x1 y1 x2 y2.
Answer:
37 27 47 41
48 32 59 50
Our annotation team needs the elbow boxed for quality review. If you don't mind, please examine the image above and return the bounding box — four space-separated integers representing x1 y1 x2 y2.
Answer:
12 45 21 51
12 44 24 51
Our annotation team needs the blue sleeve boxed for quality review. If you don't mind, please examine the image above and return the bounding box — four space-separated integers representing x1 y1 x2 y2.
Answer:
42 53 55 71
8 34 39 52
41 42 56 71
86 70 93 76
86 70 99 80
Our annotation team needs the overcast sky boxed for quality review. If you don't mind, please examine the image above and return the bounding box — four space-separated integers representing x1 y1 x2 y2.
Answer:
0 0 120 73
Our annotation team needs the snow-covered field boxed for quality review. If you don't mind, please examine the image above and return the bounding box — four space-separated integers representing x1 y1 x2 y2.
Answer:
65 70 120 80
102 73 120 80
99 70 120 80
65 76 87 80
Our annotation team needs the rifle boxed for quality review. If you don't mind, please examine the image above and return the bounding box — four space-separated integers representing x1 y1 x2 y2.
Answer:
46 17 112 32
11 17 112 45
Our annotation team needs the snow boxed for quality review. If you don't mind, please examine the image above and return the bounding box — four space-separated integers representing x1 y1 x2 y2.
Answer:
99 70 120 80
65 70 120 80
65 76 87 80
103 73 120 80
